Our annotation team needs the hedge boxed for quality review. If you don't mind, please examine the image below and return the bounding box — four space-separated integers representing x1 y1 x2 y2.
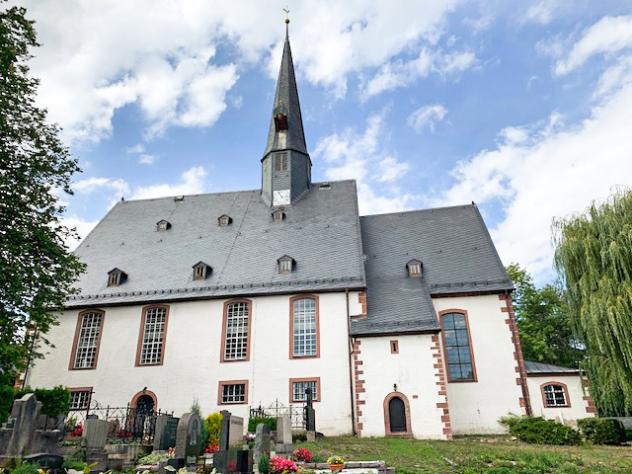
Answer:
577 418 626 445
14 385 70 418
500 415 581 445
248 415 277 433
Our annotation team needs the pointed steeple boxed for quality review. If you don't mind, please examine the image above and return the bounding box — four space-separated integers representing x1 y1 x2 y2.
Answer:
261 18 311 206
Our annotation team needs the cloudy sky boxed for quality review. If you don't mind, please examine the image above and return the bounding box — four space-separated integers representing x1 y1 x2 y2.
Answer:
19 0 632 283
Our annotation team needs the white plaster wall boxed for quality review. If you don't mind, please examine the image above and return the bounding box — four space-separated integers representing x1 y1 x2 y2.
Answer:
357 334 446 439
27 291 362 436
527 375 593 425
433 295 524 434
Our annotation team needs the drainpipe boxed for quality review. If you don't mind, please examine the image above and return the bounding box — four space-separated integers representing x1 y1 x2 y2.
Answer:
345 289 357 435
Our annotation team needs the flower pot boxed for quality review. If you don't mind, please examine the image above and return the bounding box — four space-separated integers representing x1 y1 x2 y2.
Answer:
329 463 344 473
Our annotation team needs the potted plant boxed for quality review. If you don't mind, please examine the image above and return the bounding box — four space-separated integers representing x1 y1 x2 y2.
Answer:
327 456 345 473
292 448 313 463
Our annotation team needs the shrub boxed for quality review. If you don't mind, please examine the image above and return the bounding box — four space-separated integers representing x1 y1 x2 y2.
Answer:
0 384 14 423
577 418 626 445
269 457 297 474
258 454 270 474
62 460 88 471
292 448 313 462
205 412 223 445
14 385 70 417
10 460 40 474
500 415 581 445
248 415 277 433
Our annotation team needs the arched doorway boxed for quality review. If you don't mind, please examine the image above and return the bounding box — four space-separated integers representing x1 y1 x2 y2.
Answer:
383 392 412 436
129 390 157 440
130 389 158 412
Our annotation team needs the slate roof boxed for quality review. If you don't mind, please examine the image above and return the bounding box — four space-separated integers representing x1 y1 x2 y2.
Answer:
67 180 365 307
350 204 513 336
262 29 308 159
525 360 580 375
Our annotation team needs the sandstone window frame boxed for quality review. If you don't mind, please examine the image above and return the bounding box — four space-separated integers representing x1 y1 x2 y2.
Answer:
220 299 253 363
135 304 170 366
69 309 105 370
439 309 478 383
289 295 320 359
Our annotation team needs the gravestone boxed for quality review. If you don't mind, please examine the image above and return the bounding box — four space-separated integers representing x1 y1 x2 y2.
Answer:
153 415 178 451
274 416 292 454
253 424 270 467
175 412 203 463
84 419 109 472
219 410 231 451
228 415 244 447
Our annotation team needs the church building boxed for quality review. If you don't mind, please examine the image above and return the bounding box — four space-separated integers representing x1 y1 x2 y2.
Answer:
24 25 594 439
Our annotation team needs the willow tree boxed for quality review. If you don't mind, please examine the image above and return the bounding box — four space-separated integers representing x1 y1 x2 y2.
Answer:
554 191 632 416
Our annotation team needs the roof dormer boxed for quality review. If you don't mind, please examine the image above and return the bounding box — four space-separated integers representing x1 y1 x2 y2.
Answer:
107 268 128 287
218 214 233 227
277 255 295 274
156 219 171 231
406 259 423 278
192 261 212 281
272 208 286 222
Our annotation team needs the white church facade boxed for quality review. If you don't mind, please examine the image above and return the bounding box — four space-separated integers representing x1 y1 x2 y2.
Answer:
24 26 594 439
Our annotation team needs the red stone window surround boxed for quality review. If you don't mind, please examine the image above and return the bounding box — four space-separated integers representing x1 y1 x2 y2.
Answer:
217 380 249 405
541 381 571 408
383 392 412 437
68 387 93 411
289 377 321 403
69 309 105 371
135 304 170 367
439 309 478 383
220 299 253 363
289 295 320 359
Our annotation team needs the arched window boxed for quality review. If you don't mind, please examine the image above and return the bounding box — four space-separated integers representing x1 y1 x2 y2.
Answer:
440 310 477 382
290 296 319 358
542 382 570 408
221 300 252 362
136 305 169 366
70 309 105 370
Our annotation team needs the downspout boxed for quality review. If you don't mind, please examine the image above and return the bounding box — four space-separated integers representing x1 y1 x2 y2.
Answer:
345 289 357 435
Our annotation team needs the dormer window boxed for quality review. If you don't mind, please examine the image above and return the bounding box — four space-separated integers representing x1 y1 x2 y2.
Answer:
156 219 171 232
274 153 288 172
192 261 212 281
406 259 423 277
107 268 128 287
278 255 295 274
273 105 288 131
272 208 286 222
218 214 232 227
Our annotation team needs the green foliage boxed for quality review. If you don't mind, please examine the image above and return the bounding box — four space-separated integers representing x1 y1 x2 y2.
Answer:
248 415 276 433
506 264 583 368
553 191 632 416
14 385 69 417
0 2 84 391
9 460 40 474
577 417 626 445
137 452 169 465
0 383 14 423
258 454 270 474
205 412 223 445
500 416 581 445
62 459 88 471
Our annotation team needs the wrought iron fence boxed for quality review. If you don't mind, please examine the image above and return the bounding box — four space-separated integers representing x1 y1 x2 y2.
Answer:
65 397 174 445
249 399 306 430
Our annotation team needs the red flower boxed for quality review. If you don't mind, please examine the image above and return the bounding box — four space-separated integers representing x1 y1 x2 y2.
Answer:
269 456 298 474
204 444 220 453
292 448 313 462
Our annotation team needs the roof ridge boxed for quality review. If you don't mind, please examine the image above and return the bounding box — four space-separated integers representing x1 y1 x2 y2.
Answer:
360 202 476 219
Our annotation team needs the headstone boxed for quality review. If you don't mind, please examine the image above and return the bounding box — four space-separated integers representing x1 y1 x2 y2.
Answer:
153 415 178 451
219 410 231 451
253 424 270 467
274 416 292 454
175 412 203 462
236 449 253 474
84 419 108 450
228 415 244 447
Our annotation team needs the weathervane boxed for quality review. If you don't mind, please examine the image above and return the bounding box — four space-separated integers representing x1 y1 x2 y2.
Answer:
283 7 290 25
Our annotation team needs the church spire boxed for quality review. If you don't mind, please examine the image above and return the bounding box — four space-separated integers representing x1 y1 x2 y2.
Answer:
261 16 311 207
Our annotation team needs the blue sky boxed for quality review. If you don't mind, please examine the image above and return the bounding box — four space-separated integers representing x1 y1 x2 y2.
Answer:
21 0 632 283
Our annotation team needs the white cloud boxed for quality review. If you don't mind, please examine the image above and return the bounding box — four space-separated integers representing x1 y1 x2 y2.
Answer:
408 104 447 132
524 1 559 25
431 70 632 278
362 48 476 99
138 154 156 165
126 143 145 154
314 113 413 214
555 16 632 75
23 0 461 140
61 215 99 250
132 166 208 200
73 177 130 196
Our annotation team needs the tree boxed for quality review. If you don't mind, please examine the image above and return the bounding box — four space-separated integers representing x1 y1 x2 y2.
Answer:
554 191 632 416
0 3 84 395
506 263 583 368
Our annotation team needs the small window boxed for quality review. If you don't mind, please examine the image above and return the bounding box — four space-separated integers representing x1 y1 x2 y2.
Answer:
278 255 295 274
390 340 399 354
218 381 248 404
274 153 288 172
218 214 232 227
272 209 286 222
542 383 569 407
69 389 91 411
156 219 171 231
192 262 212 280
319 183 331 190
107 268 127 287
406 259 422 277
290 378 320 403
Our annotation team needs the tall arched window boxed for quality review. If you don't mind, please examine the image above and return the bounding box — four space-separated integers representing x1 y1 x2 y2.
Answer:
70 309 105 370
290 296 319 358
221 300 252 362
541 382 570 408
136 305 169 366
440 310 477 382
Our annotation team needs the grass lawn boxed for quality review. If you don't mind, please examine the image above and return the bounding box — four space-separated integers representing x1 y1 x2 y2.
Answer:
296 435 632 473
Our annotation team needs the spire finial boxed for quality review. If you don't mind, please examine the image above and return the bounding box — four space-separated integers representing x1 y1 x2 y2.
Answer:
283 7 290 28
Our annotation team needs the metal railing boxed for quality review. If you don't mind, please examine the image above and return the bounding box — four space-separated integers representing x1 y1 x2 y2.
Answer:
249 399 306 430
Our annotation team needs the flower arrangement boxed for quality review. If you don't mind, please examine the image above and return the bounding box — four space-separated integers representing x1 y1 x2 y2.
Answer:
326 456 344 465
269 456 298 474
204 444 220 454
70 423 83 438
292 448 313 463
